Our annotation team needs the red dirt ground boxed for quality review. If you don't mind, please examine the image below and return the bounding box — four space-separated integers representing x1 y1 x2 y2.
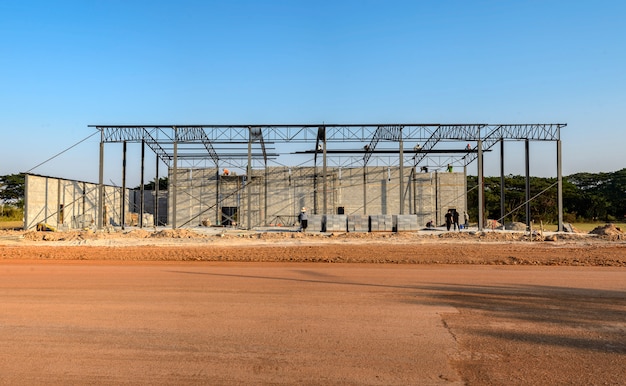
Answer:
1 229 625 384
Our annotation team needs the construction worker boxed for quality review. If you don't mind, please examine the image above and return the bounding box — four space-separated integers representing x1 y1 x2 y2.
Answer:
298 207 308 232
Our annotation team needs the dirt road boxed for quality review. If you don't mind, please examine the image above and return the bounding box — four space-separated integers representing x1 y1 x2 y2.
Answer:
1 230 625 384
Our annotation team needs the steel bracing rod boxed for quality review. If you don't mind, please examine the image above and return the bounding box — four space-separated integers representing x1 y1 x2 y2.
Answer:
176 127 219 164
462 125 503 166
96 126 173 166
413 124 486 167
363 125 403 165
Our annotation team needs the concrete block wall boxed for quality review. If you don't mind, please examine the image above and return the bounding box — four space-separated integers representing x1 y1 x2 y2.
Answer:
325 215 347 232
370 214 393 232
394 214 419 232
130 190 168 226
168 166 466 229
304 214 324 232
347 215 369 232
24 174 126 230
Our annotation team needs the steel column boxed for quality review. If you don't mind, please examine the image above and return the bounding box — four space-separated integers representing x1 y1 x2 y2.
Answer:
140 140 145 228
264 163 268 225
399 131 404 214
155 154 159 226
215 164 220 225
172 129 178 229
363 166 367 215
97 132 104 229
121 141 127 230
477 140 484 230
557 139 563 232
247 131 252 229
500 139 505 223
525 139 531 230
323 137 327 215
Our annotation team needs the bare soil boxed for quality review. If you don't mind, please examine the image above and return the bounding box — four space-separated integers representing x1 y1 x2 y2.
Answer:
1 228 625 384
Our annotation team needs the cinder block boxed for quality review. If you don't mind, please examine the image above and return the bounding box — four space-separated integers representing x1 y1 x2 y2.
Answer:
347 215 369 232
369 214 393 232
393 215 419 232
324 215 347 232
305 215 323 232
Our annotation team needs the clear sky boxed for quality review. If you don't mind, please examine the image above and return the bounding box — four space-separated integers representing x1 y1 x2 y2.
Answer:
1 0 624 185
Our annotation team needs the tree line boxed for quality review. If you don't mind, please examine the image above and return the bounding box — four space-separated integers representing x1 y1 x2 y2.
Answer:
466 168 626 223
2 170 625 223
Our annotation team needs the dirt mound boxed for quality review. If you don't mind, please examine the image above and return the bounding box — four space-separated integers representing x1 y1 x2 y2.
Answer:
589 224 624 240
151 229 205 239
123 229 153 238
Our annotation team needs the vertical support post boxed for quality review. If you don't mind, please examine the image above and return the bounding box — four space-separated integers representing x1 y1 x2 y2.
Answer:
413 166 417 215
399 129 404 214
172 127 178 229
154 155 159 226
500 138 505 223
24 175 30 229
362 166 367 215
322 130 327 215
435 171 439 225
557 139 563 232
247 128 252 230
264 162 268 226
56 179 61 226
121 141 127 230
97 130 105 229
215 164 220 226
525 139 531 230
408 167 413 214
463 163 467 218
313 155 318 214
82 182 86 220
477 139 484 230
139 139 145 228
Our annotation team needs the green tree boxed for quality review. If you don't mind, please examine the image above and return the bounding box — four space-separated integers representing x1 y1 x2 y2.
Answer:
135 177 168 190
0 173 25 207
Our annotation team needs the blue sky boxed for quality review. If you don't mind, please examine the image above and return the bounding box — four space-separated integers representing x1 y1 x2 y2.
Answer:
1 0 624 185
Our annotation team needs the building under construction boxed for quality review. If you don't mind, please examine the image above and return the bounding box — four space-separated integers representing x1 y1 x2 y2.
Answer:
24 123 566 232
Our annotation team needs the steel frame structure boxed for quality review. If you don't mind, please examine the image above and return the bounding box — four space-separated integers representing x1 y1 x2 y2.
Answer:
90 123 566 231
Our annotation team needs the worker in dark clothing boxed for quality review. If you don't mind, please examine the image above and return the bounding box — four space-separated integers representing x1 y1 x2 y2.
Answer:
453 209 460 230
445 209 453 231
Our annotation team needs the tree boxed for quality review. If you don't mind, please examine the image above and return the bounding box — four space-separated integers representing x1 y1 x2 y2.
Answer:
0 173 25 207
136 177 168 190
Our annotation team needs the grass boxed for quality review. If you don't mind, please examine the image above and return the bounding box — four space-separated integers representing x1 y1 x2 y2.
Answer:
0 220 24 230
541 222 625 232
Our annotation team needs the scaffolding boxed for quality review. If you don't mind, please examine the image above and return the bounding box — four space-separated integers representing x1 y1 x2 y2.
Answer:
89 123 566 231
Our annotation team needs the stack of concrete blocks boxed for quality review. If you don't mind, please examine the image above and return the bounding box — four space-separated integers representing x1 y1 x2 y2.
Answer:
305 214 324 232
394 214 419 232
324 215 347 232
369 214 394 232
347 215 369 232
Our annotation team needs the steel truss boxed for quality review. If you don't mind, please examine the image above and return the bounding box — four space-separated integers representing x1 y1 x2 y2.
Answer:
91 123 564 167
90 123 566 231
